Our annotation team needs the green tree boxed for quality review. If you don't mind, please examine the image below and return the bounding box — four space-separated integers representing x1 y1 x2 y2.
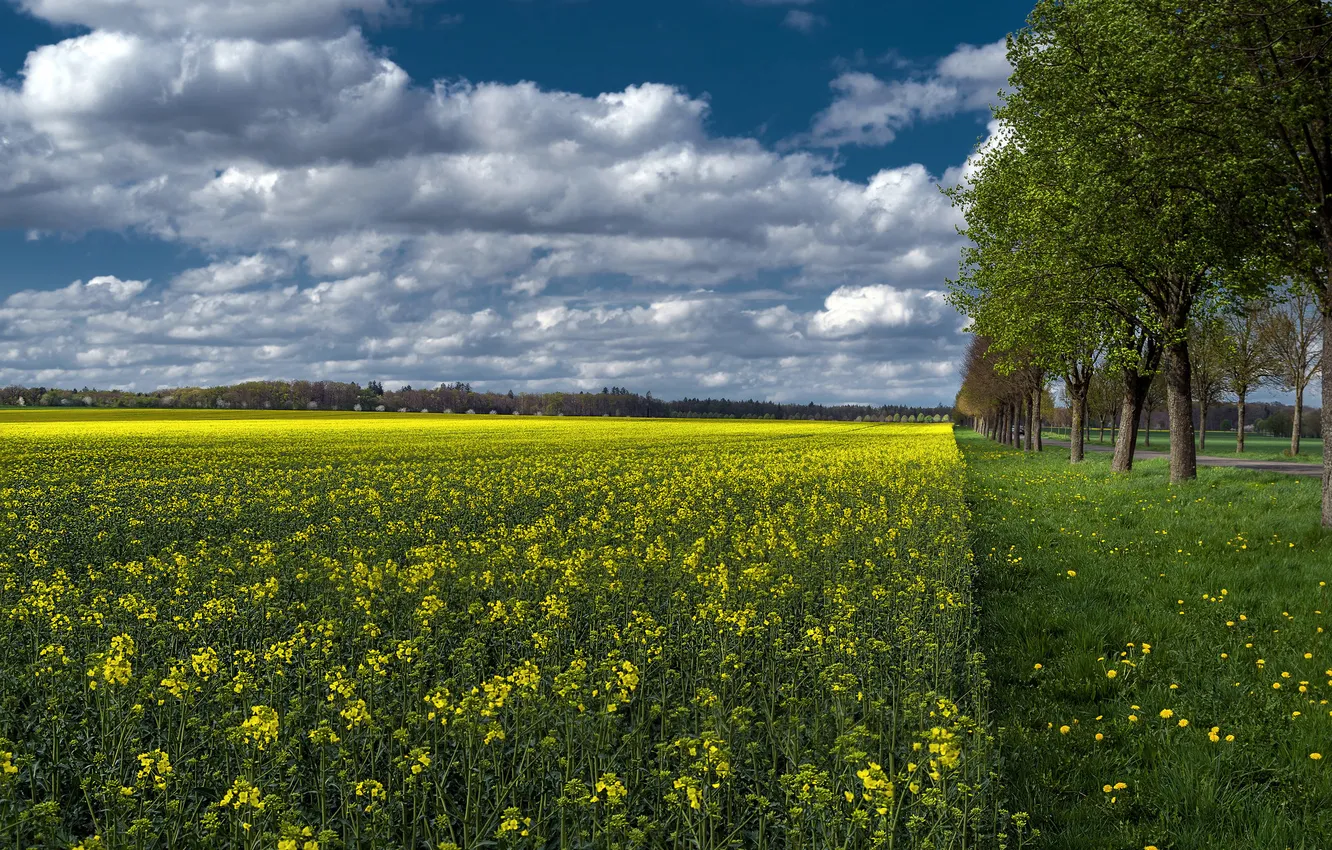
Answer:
964 0 1272 481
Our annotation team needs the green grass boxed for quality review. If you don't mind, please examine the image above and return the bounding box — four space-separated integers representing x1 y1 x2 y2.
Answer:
961 431 1332 849
1042 428 1323 462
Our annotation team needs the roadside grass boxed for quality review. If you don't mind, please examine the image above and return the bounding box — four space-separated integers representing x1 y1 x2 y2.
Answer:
1042 428 1322 462
961 431 1332 849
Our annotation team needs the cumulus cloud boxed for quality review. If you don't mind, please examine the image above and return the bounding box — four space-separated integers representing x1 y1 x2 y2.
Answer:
0 9 979 402
809 285 947 338
809 39 1009 147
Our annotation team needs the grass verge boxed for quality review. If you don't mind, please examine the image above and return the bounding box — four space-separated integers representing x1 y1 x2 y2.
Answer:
960 431 1332 849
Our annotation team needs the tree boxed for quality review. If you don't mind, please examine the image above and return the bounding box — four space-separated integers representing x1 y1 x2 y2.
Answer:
1061 342 1100 462
1202 0 1332 519
1189 312 1232 451
1085 366 1117 446
1261 286 1323 455
956 0 1268 481
1221 298 1275 452
1142 370 1165 448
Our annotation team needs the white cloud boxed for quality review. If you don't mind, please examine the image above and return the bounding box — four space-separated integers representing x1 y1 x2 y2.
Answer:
809 285 948 338
0 13 978 402
783 10 825 32
809 39 1009 147
15 0 415 40
171 255 291 293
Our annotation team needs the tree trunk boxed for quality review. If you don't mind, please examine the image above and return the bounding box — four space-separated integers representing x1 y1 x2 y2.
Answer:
1099 417 1106 444
1236 391 1246 453
1199 399 1208 452
1069 385 1088 463
1163 341 1198 483
1024 395 1034 452
1111 369 1153 474
1322 301 1331 528
1291 386 1303 456
1144 408 1151 447
1035 387 1043 452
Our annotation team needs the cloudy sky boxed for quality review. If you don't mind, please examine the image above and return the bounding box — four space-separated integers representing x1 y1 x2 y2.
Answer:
0 0 1027 403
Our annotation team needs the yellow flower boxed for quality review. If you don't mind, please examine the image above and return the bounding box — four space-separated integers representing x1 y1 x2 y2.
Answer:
240 705 279 749
1158 709 1173 719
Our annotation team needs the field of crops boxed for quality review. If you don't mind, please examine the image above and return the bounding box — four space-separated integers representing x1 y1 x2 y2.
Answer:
0 415 1003 849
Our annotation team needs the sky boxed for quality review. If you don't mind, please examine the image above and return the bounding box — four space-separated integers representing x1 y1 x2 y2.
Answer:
0 0 1033 404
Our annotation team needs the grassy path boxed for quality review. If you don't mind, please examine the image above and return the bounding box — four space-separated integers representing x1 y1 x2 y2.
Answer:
1041 438 1322 477
961 432 1332 849
1042 429 1323 463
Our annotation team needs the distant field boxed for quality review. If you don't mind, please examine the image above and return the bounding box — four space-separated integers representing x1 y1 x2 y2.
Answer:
0 408 393 422
1043 427 1323 462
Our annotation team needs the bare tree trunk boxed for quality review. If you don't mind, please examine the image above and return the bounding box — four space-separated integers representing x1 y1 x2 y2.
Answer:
1024 395 1034 452
1034 387 1043 452
1163 341 1198 483
1099 417 1106 444
1144 407 1152 447
1236 391 1246 453
1069 387 1087 463
1322 303 1331 528
1292 386 1303 456
1199 398 1209 452
1111 369 1152 474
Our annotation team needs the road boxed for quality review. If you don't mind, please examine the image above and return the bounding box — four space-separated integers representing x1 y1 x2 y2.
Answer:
1041 439 1322 477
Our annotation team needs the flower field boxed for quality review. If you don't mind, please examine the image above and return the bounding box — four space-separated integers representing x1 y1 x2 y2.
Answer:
0 415 1002 849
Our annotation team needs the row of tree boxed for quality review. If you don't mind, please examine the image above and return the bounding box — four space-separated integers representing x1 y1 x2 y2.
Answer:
950 0 1332 526
0 381 952 423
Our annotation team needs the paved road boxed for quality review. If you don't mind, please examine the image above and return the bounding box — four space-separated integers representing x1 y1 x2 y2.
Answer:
1042 439 1322 477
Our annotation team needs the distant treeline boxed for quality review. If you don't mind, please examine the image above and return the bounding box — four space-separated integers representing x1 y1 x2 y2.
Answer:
0 381 953 422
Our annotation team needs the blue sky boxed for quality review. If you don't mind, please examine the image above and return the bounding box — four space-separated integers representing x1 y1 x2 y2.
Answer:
0 0 1032 402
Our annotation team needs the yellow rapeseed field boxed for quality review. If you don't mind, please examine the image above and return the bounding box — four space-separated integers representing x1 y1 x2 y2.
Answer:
0 415 1002 849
